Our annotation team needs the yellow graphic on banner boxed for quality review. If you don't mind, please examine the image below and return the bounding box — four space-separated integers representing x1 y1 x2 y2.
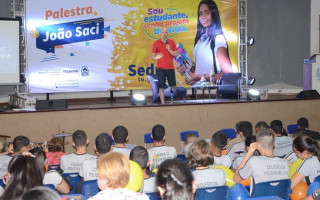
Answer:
108 0 238 90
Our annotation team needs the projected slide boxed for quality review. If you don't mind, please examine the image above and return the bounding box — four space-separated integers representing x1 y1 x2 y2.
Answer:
0 18 20 85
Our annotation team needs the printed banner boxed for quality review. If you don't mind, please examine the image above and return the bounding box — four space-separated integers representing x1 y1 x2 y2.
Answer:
26 0 238 93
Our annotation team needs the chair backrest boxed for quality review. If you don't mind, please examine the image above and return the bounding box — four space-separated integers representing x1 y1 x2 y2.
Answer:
220 128 237 139
48 165 60 171
287 124 298 134
218 73 241 99
144 133 154 148
146 192 161 200
314 175 320 182
177 154 188 164
63 173 82 194
82 180 99 198
180 130 199 153
252 179 291 200
147 75 160 103
195 185 229 200
44 184 56 191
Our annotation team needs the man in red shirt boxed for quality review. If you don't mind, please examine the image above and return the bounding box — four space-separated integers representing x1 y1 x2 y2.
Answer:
152 27 178 104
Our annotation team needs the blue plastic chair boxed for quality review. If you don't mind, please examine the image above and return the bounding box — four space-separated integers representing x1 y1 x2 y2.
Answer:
252 179 291 200
315 175 320 182
180 130 199 153
44 184 56 191
0 179 5 188
63 173 82 194
246 196 284 200
287 124 298 134
146 192 161 200
82 180 99 198
220 128 237 139
177 154 188 164
195 185 229 200
144 133 153 148
48 165 60 171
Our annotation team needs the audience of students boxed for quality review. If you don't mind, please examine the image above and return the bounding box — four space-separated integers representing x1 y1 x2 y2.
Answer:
112 126 132 157
297 117 320 140
1 118 320 199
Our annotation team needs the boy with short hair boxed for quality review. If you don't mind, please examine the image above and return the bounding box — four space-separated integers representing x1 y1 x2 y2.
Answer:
270 120 293 158
211 131 231 168
147 124 177 172
234 129 289 193
60 130 95 173
79 132 113 181
130 146 156 193
112 125 132 158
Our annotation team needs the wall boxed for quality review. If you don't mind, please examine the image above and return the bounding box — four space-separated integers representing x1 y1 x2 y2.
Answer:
1 99 320 154
311 0 320 55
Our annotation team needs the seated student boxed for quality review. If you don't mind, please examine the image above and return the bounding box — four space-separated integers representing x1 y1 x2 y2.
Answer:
0 136 30 179
148 124 177 173
46 137 67 167
270 120 293 158
112 126 132 158
290 135 320 189
227 121 253 162
129 146 156 193
19 186 61 200
30 147 70 194
0 137 10 179
0 153 43 200
284 127 309 163
232 135 259 171
60 130 95 173
88 152 149 200
234 129 289 193
211 131 231 168
183 133 199 158
297 117 320 140
156 159 196 200
80 133 113 181
188 139 226 188
255 121 269 133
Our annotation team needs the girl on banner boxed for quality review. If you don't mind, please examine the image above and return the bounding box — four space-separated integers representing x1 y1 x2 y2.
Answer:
177 0 233 85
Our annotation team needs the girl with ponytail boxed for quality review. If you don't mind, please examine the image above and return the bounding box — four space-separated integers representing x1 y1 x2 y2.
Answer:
291 135 320 189
156 159 196 200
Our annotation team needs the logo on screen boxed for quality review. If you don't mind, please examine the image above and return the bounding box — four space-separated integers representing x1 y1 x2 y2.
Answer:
81 66 89 76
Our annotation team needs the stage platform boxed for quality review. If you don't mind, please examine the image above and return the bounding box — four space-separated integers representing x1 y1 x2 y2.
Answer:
1 94 320 154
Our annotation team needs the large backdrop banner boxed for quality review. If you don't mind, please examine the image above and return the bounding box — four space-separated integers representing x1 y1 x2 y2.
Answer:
26 0 238 93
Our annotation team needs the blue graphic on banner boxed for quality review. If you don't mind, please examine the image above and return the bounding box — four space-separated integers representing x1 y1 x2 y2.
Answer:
36 18 105 53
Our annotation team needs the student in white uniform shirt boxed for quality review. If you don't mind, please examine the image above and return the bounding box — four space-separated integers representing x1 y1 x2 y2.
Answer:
129 146 156 193
284 127 308 164
188 139 226 188
60 130 95 174
30 147 70 194
227 121 253 163
232 135 260 171
270 120 293 158
80 133 113 182
112 126 132 158
0 137 12 179
210 131 231 168
148 124 177 173
254 121 269 134
290 135 320 189
234 129 289 194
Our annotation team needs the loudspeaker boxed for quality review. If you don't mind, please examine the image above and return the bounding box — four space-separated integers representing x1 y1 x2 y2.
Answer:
296 90 320 98
35 99 68 110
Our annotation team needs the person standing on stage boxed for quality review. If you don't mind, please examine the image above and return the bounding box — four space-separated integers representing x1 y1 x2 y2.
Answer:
152 26 178 104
